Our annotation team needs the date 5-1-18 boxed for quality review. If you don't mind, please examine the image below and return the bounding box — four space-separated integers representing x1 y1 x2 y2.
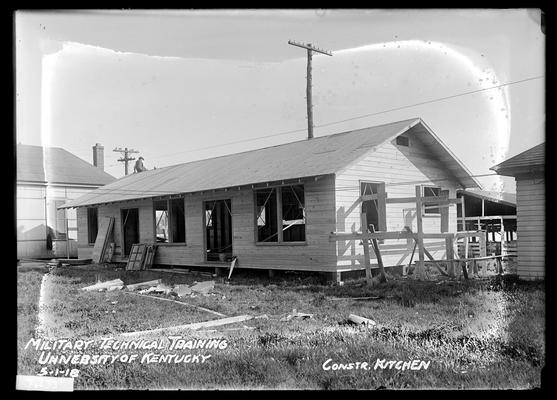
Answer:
38 367 79 377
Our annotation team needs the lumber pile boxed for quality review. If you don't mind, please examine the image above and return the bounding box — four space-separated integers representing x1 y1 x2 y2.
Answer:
91 217 114 264
124 278 216 298
126 244 157 271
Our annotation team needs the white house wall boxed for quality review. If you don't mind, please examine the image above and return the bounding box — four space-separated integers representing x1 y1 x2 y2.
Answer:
515 177 545 279
17 184 92 259
334 136 460 270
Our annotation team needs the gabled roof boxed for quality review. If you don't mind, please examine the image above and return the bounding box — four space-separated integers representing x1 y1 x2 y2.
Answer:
16 144 116 186
61 118 480 208
457 189 516 207
490 142 545 177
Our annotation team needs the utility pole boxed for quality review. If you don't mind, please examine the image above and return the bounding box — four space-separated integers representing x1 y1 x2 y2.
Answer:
288 40 332 139
113 147 139 176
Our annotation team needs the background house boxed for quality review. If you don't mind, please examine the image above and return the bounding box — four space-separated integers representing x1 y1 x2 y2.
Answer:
61 119 480 279
491 142 545 280
16 143 116 259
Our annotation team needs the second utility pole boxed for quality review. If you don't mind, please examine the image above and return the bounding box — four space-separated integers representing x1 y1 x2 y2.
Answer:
288 40 333 139
113 147 139 176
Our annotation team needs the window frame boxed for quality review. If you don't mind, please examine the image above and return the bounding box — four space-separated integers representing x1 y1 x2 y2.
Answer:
359 180 387 232
253 184 307 246
422 185 442 216
152 196 186 245
53 199 67 239
87 207 98 245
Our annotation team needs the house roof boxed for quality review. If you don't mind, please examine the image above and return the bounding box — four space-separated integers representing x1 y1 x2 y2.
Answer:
490 142 545 177
457 189 516 207
60 118 480 208
16 144 116 186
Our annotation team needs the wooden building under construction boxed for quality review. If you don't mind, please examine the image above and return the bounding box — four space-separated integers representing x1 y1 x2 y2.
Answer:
61 118 481 279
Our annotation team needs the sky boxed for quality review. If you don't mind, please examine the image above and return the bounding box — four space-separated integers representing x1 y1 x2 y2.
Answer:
15 9 545 192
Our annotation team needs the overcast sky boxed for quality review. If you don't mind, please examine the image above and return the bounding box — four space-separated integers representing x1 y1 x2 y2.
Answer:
15 9 545 192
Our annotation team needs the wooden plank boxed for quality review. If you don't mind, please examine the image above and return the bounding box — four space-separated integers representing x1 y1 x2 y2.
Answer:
377 183 387 231
384 195 459 204
330 230 454 242
440 190 449 232
330 231 413 241
360 213 373 285
422 255 512 263
228 257 237 280
142 245 156 270
422 233 457 239
124 292 227 317
455 231 485 238
415 185 425 279
446 234 455 276
121 315 254 337
360 193 386 202
348 314 376 326
82 278 124 292
369 224 387 282
458 215 517 221
404 227 435 261
406 241 417 276
91 217 114 263
461 194 466 231
103 243 115 263
126 279 162 291
126 244 145 271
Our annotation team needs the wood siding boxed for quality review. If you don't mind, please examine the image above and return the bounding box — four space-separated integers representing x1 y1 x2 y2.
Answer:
334 136 460 270
76 176 338 271
515 177 545 279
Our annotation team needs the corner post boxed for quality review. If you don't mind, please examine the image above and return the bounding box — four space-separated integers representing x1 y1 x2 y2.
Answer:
415 185 426 279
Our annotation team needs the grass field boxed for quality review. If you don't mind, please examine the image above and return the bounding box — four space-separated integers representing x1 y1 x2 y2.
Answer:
17 262 545 390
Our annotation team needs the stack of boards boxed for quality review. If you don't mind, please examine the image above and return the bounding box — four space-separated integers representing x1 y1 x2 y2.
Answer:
126 244 156 271
91 216 157 269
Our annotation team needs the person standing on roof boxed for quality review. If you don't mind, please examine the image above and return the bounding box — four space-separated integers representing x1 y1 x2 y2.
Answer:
134 156 147 173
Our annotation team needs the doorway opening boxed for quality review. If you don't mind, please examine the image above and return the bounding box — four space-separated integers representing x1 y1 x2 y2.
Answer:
121 208 139 257
204 199 232 262
360 181 387 232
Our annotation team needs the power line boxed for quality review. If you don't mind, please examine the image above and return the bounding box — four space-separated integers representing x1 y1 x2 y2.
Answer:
144 75 543 165
315 75 544 129
147 127 308 162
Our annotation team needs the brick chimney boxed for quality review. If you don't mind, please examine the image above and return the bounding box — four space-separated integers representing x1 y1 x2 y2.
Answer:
92 143 104 170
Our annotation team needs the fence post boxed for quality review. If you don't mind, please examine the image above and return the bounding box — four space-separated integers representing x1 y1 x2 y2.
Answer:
360 213 373 285
414 186 425 280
